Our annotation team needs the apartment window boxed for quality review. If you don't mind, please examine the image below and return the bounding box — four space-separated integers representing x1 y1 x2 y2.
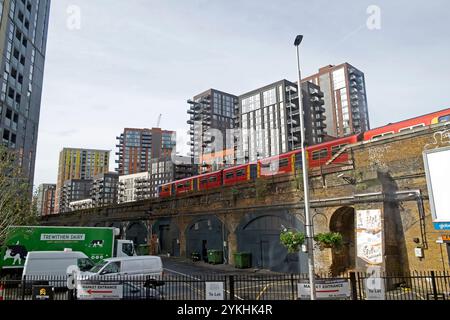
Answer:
3 129 10 142
8 88 14 99
13 48 20 59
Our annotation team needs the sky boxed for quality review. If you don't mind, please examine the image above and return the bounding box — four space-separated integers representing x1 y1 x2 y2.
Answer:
34 0 450 187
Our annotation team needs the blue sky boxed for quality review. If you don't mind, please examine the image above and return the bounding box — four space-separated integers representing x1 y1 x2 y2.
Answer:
34 0 450 186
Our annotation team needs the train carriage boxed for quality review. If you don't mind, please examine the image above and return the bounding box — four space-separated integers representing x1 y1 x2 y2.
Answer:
258 151 298 177
197 170 223 191
307 134 360 167
364 108 450 141
223 164 257 186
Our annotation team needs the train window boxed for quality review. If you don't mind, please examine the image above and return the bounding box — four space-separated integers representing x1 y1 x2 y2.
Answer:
236 169 246 177
372 131 394 139
312 149 328 160
260 162 271 169
185 182 191 187
279 159 289 168
177 184 184 189
200 179 208 185
399 124 424 133
439 115 450 123
331 144 347 156
209 177 217 183
225 172 234 180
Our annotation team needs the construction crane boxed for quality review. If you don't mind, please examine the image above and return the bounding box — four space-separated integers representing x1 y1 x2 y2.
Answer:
156 114 162 128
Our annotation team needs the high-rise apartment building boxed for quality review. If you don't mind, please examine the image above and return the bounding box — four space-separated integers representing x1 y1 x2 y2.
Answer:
60 179 93 213
236 80 326 163
0 0 51 187
118 172 151 204
115 128 176 176
303 63 370 137
36 183 55 216
187 89 238 172
149 156 195 196
55 148 110 213
91 172 119 207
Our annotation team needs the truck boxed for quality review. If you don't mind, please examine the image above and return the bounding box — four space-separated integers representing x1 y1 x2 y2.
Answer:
0 226 135 278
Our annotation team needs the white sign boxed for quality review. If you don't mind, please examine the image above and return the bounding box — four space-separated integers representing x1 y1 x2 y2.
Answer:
298 279 350 300
356 209 383 265
77 284 123 300
365 267 385 300
205 282 224 300
41 234 86 241
423 147 450 223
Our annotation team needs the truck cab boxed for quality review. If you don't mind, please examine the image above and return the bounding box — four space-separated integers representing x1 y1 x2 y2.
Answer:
115 239 136 257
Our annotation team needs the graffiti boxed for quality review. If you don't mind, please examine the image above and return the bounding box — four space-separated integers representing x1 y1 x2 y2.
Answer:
424 129 450 150
368 145 392 169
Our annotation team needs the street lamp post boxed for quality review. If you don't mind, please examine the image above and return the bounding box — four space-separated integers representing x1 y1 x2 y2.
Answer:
294 35 317 300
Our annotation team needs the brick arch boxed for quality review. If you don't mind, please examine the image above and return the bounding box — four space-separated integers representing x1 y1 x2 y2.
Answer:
235 211 307 273
185 215 229 262
125 222 148 246
329 206 356 275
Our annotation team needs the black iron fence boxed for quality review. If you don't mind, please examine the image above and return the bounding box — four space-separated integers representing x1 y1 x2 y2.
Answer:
1 271 449 301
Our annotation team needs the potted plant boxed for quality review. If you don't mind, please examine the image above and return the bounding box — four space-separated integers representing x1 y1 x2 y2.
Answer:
280 230 305 253
314 232 343 250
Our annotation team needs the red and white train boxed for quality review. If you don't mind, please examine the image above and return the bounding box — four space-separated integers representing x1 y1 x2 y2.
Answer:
158 108 450 198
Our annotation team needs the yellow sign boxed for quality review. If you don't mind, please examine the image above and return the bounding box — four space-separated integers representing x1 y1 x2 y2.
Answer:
442 235 450 242
40 288 47 296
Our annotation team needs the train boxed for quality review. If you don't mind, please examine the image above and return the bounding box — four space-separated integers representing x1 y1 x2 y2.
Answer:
158 108 450 198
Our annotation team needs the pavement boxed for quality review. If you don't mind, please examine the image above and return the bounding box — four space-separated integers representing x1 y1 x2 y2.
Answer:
161 255 283 275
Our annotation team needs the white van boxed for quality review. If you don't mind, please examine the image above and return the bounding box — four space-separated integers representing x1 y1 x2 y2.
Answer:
84 256 163 280
22 251 95 287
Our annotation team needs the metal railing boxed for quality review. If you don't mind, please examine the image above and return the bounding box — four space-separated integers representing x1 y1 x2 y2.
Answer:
1 271 449 301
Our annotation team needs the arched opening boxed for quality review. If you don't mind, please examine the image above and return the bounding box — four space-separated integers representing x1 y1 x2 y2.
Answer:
236 213 307 273
186 216 228 263
329 207 355 275
126 222 148 246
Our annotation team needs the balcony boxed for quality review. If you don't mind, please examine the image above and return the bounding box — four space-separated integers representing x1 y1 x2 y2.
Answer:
290 110 300 117
286 85 297 93
288 136 299 142
287 102 298 109
310 90 324 98
187 120 195 125
314 106 326 113
315 114 326 121
350 94 359 101
287 119 298 126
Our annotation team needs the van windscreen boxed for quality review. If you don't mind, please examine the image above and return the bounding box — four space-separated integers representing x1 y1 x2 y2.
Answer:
90 260 108 273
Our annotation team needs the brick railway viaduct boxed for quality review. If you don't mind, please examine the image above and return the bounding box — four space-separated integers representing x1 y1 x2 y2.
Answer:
41 122 450 274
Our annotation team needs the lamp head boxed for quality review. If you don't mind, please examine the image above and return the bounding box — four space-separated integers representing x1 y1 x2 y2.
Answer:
294 35 304 46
